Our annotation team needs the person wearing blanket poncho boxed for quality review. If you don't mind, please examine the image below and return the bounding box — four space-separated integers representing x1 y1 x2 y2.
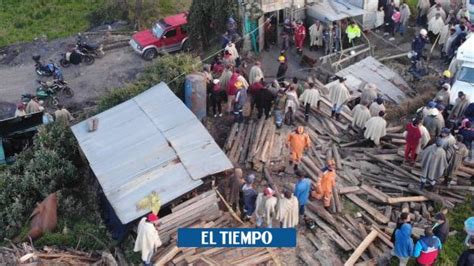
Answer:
352 101 371 130
364 111 387 146
255 187 277 228
420 138 448 190
248 61 264 85
299 78 320 122
276 185 299 228
134 213 162 265
328 76 351 121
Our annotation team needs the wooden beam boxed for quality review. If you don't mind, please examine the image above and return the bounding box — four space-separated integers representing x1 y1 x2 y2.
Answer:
344 229 379 266
339 186 361 194
386 196 429 205
345 194 389 224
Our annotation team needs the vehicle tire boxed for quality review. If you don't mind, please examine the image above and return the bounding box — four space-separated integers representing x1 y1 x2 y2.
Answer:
61 86 74 98
52 97 59 106
181 40 191 53
83 55 95 65
143 48 158 61
60 58 71 68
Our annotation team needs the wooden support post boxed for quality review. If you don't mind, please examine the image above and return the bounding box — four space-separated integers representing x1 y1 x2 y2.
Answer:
344 230 378 266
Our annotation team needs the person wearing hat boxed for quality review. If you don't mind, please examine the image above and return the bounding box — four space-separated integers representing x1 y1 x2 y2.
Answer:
427 13 445 44
444 134 469 185
427 3 446 22
287 126 311 171
210 79 224 117
299 78 321 122
309 20 324 51
14 103 26 118
423 107 444 140
413 227 442 265
255 187 277 228
458 235 474 266
312 159 337 208
352 100 371 130
328 76 351 121
420 138 448 190
438 70 453 87
369 97 386 117
293 170 311 216
54 104 74 126
294 20 306 54
403 118 422 164
242 174 258 220
346 21 361 46
134 213 162 265
432 211 450 244
448 91 469 124
434 83 451 108
276 184 299 228
233 81 247 123
364 110 387 146
439 127 455 149
410 28 428 73
442 26 457 61
276 56 288 83
416 100 436 122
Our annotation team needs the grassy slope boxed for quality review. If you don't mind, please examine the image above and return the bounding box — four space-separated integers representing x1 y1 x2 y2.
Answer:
0 0 192 48
0 0 103 47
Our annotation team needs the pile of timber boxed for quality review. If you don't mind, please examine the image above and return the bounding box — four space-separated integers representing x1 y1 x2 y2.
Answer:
0 243 112 265
224 89 474 265
152 189 279 265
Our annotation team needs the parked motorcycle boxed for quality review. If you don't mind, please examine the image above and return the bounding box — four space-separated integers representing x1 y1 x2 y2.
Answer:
37 79 74 98
76 33 105 58
33 55 63 80
59 49 94 68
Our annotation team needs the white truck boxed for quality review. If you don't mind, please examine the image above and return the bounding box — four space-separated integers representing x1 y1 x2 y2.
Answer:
449 33 474 105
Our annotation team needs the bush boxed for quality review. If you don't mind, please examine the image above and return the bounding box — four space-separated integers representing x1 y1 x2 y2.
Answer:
98 53 202 112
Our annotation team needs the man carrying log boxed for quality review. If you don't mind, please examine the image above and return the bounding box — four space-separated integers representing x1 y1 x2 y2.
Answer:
298 77 320 122
443 135 469 185
287 126 311 171
255 187 277 228
403 118 422 165
312 159 337 209
293 170 311 216
420 138 448 191
134 213 162 266
328 76 351 121
276 184 299 228
363 110 387 146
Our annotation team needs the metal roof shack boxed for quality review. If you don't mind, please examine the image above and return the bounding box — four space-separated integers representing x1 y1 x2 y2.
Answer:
71 82 233 224
325 56 411 104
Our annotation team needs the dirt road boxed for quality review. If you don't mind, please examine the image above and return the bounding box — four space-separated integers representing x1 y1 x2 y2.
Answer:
0 34 148 107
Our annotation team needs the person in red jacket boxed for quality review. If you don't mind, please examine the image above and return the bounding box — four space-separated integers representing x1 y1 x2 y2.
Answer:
404 118 422 164
294 20 306 54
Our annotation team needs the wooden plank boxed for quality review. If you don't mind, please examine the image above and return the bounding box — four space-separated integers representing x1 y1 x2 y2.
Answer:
360 185 389 203
345 194 389 224
344 230 379 266
364 152 419 182
154 245 180 265
306 210 353 251
386 196 429 205
339 186 361 194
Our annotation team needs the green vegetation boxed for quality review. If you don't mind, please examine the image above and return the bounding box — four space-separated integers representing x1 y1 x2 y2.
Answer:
0 0 103 47
98 53 202 111
0 0 192 48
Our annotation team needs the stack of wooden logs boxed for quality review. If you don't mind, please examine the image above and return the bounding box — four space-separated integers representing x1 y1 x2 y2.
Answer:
153 190 280 265
224 91 474 265
0 243 112 265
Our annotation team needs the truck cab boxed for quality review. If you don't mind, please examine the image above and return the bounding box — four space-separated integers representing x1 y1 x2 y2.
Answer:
449 34 474 106
129 13 189 60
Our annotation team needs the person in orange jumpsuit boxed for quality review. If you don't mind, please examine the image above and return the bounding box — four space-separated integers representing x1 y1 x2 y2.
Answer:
287 126 311 170
312 159 337 208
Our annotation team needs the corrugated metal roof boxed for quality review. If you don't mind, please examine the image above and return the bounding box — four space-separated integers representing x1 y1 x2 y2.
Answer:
71 82 233 224
333 56 411 103
307 0 367 22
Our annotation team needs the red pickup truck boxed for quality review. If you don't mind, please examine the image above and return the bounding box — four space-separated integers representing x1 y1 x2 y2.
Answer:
129 13 190 60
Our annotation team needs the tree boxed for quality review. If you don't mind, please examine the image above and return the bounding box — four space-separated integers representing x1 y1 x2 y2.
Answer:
187 0 239 50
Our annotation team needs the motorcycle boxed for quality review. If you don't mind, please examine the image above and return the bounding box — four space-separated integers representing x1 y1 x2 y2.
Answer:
37 79 74 98
76 33 105 58
33 55 63 80
59 49 94 68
